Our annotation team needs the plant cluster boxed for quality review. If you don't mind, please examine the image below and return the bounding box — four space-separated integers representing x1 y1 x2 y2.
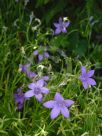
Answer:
0 0 102 135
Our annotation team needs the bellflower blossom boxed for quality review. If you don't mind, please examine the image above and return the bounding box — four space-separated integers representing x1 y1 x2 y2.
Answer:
53 17 70 35
19 64 30 72
24 80 49 102
43 92 74 119
79 66 96 89
14 88 25 110
19 64 36 78
33 50 49 61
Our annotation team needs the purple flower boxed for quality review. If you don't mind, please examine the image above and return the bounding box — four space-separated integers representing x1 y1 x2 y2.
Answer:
19 64 30 73
19 64 36 78
53 17 70 35
79 66 96 89
42 76 49 81
43 92 74 119
38 54 43 61
26 70 36 78
33 50 38 55
24 80 49 102
41 76 49 86
14 88 25 110
44 52 50 58
33 50 49 61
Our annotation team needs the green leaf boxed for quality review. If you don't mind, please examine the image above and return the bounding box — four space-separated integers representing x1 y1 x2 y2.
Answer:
74 40 88 56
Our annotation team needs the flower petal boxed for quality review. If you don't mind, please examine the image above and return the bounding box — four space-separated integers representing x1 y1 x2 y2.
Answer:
43 100 55 108
24 90 34 98
35 94 43 102
44 52 49 58
42 76 49 81
28 83 36 89
59 17 63 24
33 50 38 55
38 54 43 61
26 71 36 78
81 66 86 75
79 75 83 81
82 81 88 89
62 27 67 33
61 106 70 118
16 88 22 93
54 92 64 101
50 107 60 119
64 100 74 107
87 78 96 86
41 87 49 94
53 23 60 28
55 28 61 35
36 79 44 87
64 21 70 27
87 70 95 77
19 64 30 72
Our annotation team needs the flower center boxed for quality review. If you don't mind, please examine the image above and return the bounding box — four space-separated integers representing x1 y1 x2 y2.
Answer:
34 87 41 95
57 100 65 107
81 74 88 82
60 24 65 30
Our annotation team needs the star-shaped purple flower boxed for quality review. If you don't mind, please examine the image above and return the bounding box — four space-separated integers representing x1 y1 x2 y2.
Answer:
33 50 49 61
79 66 96 89
14 88 25 110
24 80 49 102
53 17 70 35
43 92 74 119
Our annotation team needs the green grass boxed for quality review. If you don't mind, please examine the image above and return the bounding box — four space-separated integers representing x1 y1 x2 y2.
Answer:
0 0 102 136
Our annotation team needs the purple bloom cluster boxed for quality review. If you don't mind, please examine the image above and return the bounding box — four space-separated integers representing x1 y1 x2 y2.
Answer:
33 50 49 61
41 76 49 81
14 75 50 110
54 17 70 35
13 16 97 121
19 64 36 78
14 88 25 110
79 66 96 89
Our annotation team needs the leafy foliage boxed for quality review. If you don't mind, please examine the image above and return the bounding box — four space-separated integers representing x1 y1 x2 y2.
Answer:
0 0 102 136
